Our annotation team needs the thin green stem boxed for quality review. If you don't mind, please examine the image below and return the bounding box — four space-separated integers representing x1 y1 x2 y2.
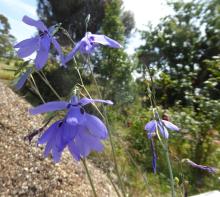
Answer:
107 173 121 197
164 144 175 197
126 149 153 196
82 159 98 197
76 67 126 196
29 74 46 103
146 65 176 196
103 110 126 197
36 71 62 100
84 57 126 197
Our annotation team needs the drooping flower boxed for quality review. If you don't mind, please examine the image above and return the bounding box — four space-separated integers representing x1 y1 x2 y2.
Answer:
64 32 122 64
145 119 180 139
15 67 33 90
14 15 63 70
30 96 113 162
182 159 217 174
150 139 157 173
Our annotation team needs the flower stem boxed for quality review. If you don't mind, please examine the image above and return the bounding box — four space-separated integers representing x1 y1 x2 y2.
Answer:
164 144 175 197
29 74 46 103
75 66 126 197
36 71 62 100
146 65 175 196
107 173 122 197
103 110 127 197
82 159 98 197
85 58 126 197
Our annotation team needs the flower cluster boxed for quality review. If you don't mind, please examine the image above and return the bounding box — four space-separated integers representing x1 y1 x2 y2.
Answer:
14 16 122 90
30 96 113 162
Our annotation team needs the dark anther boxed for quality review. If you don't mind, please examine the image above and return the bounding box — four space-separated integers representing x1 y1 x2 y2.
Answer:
39 31 48 37
80 108 85 114
24 128 44 143
39 32 45 37
58 121 63 127
90 36 95 41
67 103 71 109
24 115 55 143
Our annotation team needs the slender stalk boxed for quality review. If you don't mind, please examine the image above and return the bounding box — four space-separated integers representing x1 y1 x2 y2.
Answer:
36 71 62 100
82 159 98 197
75 67 126 197
164 144 175 197
103 110 126 197
61 27 126 196
126 149 153 196
29 74 46 103
84 57 126 197
107 173 121 197
146 65 176 196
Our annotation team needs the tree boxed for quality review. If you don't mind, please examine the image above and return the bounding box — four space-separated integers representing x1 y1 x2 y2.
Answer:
37 0 134 44
136 0 220 106
0 14 15 57
93 0 136 105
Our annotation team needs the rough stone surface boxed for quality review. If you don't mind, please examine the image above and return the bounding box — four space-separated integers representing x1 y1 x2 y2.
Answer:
0 81 116 197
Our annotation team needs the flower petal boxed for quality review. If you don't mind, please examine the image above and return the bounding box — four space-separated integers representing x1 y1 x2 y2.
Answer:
158 124 169 139
144 120 156 132
90 33 122 48
79 127 104 152
14 36 39 48
23 15 47 32
61 122 77 146
44 138 55 157
162 120 180 131
29 101 68 115
34 35 51 70
74 126 104 158
51 37 64 65
15 68 32 90
150 139 157 174
79 97 113 106
64 41 82 64
52 148 62 163
74 128 91 157
84 113 108 139
66 107 85 125
15 37 39 58
68 141 81 161
38 120 61 144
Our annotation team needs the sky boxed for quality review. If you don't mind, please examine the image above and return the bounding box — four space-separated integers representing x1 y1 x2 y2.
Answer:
0 0 173 53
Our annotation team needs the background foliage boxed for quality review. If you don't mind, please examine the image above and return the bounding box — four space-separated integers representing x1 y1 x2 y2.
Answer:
0 0 220 196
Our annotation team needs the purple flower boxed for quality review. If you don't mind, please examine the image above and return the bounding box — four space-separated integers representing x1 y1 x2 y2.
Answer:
150 139 157 173
14 15 63 70
64 32 122 64
183 159 217 174
30 96 113 162
145 119 180 139
15 68 32 90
